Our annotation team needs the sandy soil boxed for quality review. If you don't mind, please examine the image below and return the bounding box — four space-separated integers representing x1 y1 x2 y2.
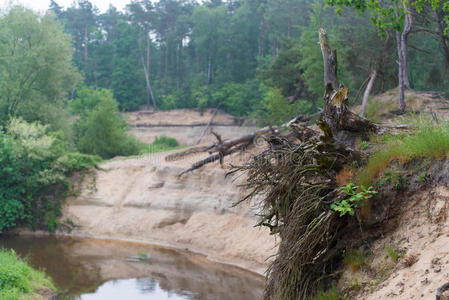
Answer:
342 186 449 300
124 109 258 145
353 90 449 123
60 148 276 275
124 108 241 126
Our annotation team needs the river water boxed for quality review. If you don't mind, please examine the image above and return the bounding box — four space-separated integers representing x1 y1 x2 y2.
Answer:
0 235 264 300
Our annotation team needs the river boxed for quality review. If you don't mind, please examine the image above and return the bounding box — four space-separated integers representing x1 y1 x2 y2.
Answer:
0 235 264 300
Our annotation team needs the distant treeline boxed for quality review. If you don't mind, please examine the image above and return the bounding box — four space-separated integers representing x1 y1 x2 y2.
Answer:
48 0 449 118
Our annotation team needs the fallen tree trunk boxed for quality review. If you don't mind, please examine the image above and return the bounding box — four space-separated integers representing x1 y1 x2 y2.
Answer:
173 115 306 176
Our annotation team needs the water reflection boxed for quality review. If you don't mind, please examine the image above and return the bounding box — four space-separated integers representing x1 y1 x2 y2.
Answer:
0 235 264 300
80 278 195 300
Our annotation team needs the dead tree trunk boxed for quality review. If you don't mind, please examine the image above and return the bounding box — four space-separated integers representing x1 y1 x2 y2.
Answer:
359 70 377 117
395 9 412 113
319 28 377 147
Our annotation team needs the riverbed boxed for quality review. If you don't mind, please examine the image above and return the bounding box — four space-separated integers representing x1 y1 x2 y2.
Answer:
0 235 264 299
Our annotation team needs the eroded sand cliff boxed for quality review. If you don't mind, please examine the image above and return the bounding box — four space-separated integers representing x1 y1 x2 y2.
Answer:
60 150 276 274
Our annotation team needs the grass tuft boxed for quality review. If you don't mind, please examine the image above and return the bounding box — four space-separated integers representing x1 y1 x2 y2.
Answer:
344 249 367 271
312 286 346 300
358 118 449 186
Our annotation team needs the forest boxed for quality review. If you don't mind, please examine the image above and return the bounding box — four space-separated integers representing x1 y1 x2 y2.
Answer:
47 0 449 118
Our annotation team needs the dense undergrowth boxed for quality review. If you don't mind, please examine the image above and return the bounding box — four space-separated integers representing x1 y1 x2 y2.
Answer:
0 119 99 233
0 249 55 300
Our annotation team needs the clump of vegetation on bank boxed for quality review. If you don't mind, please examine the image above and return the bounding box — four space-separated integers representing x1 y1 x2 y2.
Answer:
146 136 183 153
0 249 55 300
72 86 147 159
0 118 99 232
358 118 449 186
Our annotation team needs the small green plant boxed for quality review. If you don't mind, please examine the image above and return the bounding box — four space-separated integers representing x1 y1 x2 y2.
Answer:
350 279 361 292
418 172 427 183
137 252 149 260
369 276 382 287
384 244 400 262
344 249 367 271
359 141 369 150
312 286 346 300
331 184 378 217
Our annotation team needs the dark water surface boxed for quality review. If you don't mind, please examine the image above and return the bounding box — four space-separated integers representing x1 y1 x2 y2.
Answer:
0 235 264 300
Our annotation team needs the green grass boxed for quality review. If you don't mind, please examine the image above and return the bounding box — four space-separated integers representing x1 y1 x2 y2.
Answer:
358 119 449 186
0 249 55 300
384 244 400 262
312 286 346 300
141 136 185 154
344 249 367 271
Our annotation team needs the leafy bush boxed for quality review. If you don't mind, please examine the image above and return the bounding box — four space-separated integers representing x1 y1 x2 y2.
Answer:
145 136 182 153
0 249 55 300
0 118 97 232
259 87 310 125
73 86 146 159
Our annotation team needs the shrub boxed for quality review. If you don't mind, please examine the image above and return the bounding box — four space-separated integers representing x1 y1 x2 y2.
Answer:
0 118 97 232
73 86 146 159
259 87 310 125
143 136 182 154
0 249 55 299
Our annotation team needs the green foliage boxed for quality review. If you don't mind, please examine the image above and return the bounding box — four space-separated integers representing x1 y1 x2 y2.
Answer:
359 141 370 150
0 6 81 128
144 136 182 154
384 244 400 262
259 87 310 125
358 119 449 186
312 286 346 300
0 249 55 299
260 39 303 97
331 183 377 216
73 86 146 159
0 118 97 232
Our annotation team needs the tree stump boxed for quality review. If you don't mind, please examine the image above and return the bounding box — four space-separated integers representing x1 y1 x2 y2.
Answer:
319 28 377 148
